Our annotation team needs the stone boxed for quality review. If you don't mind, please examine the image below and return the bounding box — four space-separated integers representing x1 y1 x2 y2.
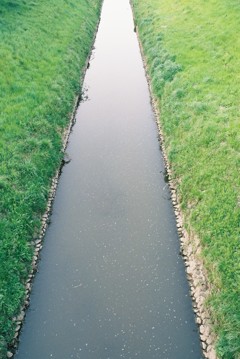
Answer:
177 218 183 227
196 317 202 325
206 337 213 346
206 345 213 353
207 349 217 359
17 312 24 321
15 325 21 332
203 325 210 338
7 351 13 358
200 333 208 343
199 325 204 334
196 295 204 306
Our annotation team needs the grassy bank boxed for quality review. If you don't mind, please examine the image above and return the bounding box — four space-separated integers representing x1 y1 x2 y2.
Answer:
0 0 102 356
131 0 240 358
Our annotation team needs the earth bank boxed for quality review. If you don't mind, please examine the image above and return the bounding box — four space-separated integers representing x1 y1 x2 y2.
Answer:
0 0 102 357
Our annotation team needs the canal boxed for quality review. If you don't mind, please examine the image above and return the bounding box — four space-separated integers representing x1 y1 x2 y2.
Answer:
15 0 203 358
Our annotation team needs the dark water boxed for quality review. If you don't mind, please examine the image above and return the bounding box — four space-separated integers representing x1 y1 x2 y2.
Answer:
15 0 203 358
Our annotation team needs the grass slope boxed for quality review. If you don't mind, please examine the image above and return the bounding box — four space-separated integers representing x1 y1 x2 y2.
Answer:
131 0 240 358
0 0 102 356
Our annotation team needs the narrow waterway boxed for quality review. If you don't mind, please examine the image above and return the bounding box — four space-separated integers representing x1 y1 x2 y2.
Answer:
15 0 203 358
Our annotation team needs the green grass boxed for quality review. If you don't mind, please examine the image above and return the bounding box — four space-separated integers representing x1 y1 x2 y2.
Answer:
131 0 240 358
0 0 102 356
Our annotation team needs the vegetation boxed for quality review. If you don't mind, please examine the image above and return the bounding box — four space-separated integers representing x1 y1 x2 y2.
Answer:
0 0 102 356
131 0 240 358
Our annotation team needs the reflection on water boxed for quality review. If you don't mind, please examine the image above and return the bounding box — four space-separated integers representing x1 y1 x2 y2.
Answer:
15 0 203 358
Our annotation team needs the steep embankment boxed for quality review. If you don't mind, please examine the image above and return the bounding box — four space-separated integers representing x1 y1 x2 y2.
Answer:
131 1 240 358
0 0 102 356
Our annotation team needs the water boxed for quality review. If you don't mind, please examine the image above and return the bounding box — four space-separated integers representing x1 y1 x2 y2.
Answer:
15 0 203 358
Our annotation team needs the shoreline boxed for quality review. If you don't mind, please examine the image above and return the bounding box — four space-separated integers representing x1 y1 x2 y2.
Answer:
130 2 218 359
7 8 103 359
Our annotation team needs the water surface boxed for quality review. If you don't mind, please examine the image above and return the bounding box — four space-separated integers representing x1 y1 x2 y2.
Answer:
15 0 203 358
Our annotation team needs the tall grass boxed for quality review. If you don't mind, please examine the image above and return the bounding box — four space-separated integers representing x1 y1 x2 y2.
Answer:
0 0 102 356
132 0 240 358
